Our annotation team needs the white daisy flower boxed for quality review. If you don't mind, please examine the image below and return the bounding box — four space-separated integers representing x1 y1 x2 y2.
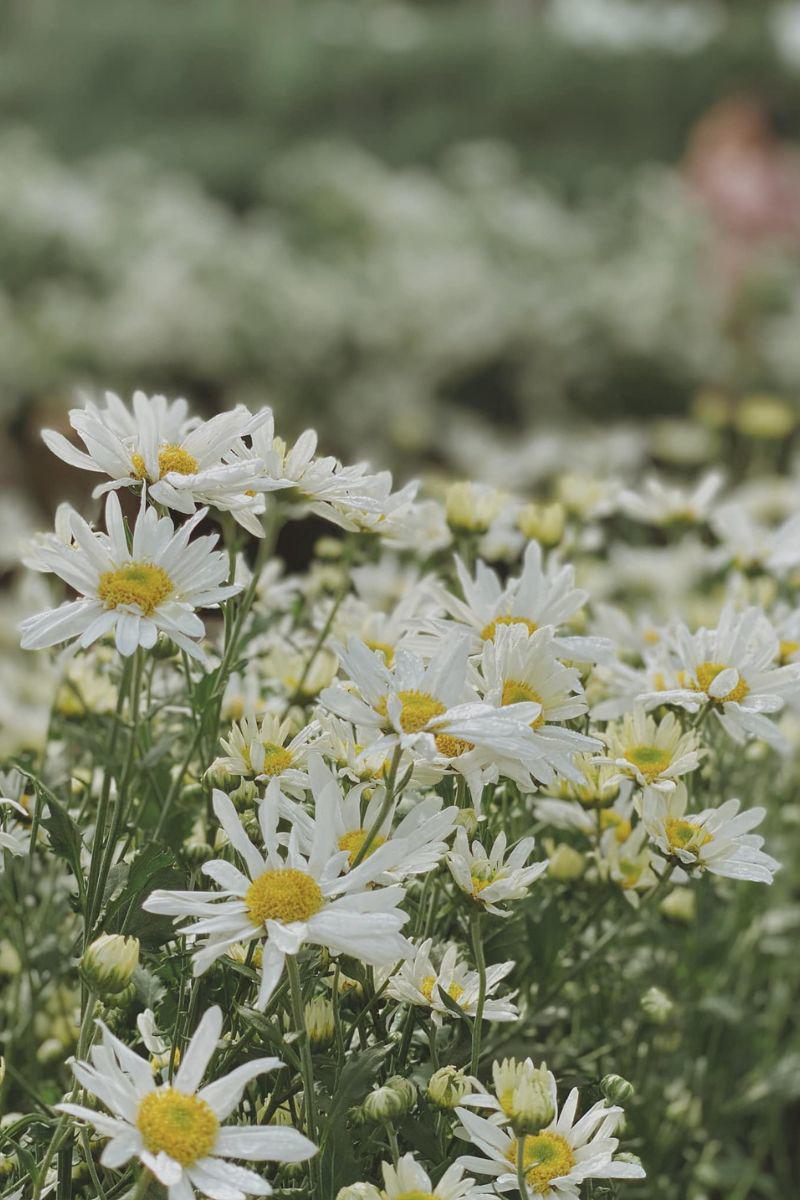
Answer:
458 1056 557 1121
42 391 271 534
278 755 458 882
639 605 800 750
597 708 703 792
618 470 724 527
320 633 546 795
216 713 323 787
711 501 800 576
446 828 547 916
533 786 635 846
384 938 518 1027
642 784 779 883
596 822 659 905
20 492 239 663
456 1083 644 1196
419 542 613 664
380 1152 490 1200
57 1006 316 1198
144 787 411 1010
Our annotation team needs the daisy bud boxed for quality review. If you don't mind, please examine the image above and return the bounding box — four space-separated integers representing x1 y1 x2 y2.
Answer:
640 986 674 1025
336 1185 382 1200
445 481 506 533
203 760 238 791
385 1075 416 1114
305 997 335 1049
547 843 585 881
80 934 139 997
507 1069 556 1135
454 807 479 837
362 1085 405 1124
601 1074 635 1104
517 502 566 548
0 1154 13 1178
151 634 179 660
428 1065 471 1109
735 395 795 440
659 887 696 925
230 780 258 811
615 1152 643 1171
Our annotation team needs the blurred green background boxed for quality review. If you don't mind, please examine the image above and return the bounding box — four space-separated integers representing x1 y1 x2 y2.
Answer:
2 0 800 483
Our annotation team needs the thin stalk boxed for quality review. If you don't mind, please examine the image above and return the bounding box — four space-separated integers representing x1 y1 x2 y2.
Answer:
286 956 320 1189
516 1134 529 1198
469 907 487 1076
351 745 403 869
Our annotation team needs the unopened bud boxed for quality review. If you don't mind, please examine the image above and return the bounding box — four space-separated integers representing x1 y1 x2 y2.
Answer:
507 1069 556 1135
336 1185 381 1200
230 780 258 812
547 843 585 881
659 887 696 925
305 997 335 1049
601 1074 634 1104
517 502 566 548
640 986 674 1025
385 1075 416 1114
203 760 238 791
428 1065 471 1109
152 635 179 660
454 807 479 837
80 934 139 996
362 1085 405 1124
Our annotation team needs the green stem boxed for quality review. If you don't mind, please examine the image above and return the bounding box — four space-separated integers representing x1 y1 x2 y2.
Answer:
32 995 97 1199
351 745 403 869
516 1133 529 1198
470 908 487 1076
286 956 320 1189
84 657 134 940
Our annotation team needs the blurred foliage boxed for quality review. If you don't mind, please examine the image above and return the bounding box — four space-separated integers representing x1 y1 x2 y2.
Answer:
0 0 798 205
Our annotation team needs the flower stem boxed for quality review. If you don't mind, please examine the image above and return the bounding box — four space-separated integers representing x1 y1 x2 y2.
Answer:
516 1134 529 1198
286 955 320 1189
469 907 486 1076
351 744 403 869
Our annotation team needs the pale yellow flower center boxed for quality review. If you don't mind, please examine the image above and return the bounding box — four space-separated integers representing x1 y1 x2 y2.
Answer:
779 639 799 664
97 563 173 616
365 639 395 665
337 828 386 865
376 690 445 733
131 444 199 481
137 1088 218 1166
245 868 323 926
600 810 632 843
665 817 712 856
420 976 464 1005
395 1192 437 1200
259 743 294 777
434 733 474 757
502 678 545 728
481 615 538 641
623 744 672 780
692 661 749 704
505 1132 575 1194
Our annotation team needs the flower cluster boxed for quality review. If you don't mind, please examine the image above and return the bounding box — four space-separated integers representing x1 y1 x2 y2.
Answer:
3 388 796 1199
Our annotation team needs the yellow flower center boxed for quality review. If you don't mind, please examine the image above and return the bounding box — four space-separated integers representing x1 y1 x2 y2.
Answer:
395 1193 437 1200
136 1089 218 1167
505 1132 576 1194
244 868 324 926
434 733 474 757
131 444 199 481
337 828 386 865
600 810 632 843
501 679 545 728
97 563 173 616
420 976 464 1005
779 639 799 664
623 744 672 781
665 817 712 856
481 616 538 641
259 743 294 777
470 870 495 895
692 661 749 704
376 690 446 733
365 639 395 665
619 858 645 889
